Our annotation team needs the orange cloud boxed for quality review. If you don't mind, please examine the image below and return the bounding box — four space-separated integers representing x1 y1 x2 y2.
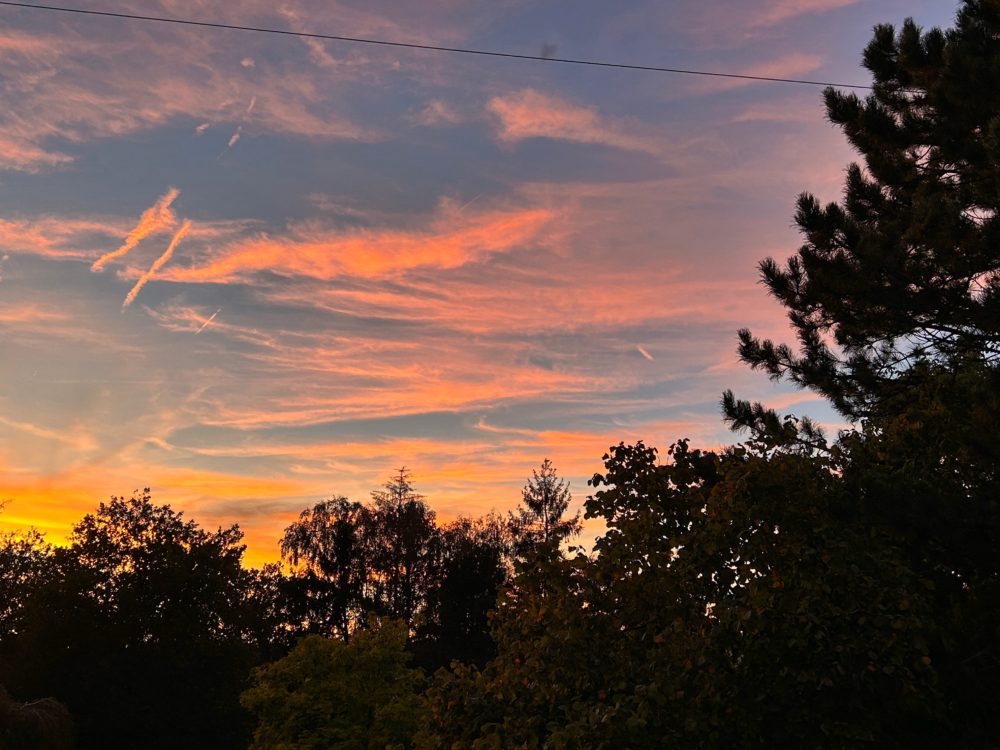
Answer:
488 89 661 154
165 203 555 283
0 305 67 325
151 469 309 500
0 415 96 452
0 464 322 568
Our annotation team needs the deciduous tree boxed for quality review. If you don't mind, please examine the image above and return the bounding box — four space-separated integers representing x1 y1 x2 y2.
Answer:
0 491 261 750
242 621 425 750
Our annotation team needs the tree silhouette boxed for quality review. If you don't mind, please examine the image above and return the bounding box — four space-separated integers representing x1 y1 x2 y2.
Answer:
723 6 1000 734
369 469 439 628
424 4 1000 746
728 0 1000 423
280 496 372 640
423 441 946 748
509 459 580 555
413 514 512 671
0 491 262 750
280 470 440 638
0 526 50 645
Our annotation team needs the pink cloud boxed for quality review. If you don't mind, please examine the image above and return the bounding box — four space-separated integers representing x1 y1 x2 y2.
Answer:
0 135 72 172
733 98 821 124
743 52 824 80
488 89 662 154
0 0 522 171
164 202 556 283
751 0 861 27
0 305 67 324
409 99 464 127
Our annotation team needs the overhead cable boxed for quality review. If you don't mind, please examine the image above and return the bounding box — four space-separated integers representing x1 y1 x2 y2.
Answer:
0 1 875 90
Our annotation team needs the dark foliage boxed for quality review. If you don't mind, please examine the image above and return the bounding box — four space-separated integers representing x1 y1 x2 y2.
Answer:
508 458 581 556
279 470 441 637
0 492 268 750
422 441 948 748
242 622 425 750
412 515 512 671
730 0 1000 421
280 471 515 672
0 685 73 750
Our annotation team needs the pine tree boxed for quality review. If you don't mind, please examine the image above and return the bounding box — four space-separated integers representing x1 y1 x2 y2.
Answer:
729 0 1000 423
724 5 1000 736
510 459 580 554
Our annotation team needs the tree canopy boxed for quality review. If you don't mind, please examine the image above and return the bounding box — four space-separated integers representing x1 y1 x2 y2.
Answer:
0 492 264 750
242 621 425 750
731 0 1000 421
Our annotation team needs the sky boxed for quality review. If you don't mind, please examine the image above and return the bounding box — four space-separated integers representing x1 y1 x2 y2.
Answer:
0 0 958 565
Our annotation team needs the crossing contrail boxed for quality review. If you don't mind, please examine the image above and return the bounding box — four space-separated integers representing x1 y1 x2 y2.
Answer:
92 187 179 271
122 220 191 309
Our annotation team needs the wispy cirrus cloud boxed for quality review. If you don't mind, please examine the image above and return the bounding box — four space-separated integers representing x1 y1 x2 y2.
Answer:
0 415 96 451
0 0 896 566
409 99 465 127
488 89 662 154
0 305 67 324
742 52 824 81
683 52 826 95
164 201 556 283
0 135 73 172
733 98 821 124
0 0 498 171
751 0 861 27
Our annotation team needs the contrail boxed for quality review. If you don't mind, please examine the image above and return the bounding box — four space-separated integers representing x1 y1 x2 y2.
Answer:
92 187 180 271
456 192 483 214
636 344 655 361
122 220 191 309
195 307 222 334
226 125 243 149
220 96 256 157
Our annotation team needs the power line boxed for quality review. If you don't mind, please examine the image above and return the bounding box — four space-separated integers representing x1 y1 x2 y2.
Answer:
0 1 875 90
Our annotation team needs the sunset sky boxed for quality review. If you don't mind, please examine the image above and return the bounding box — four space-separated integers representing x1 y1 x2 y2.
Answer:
0 0 955 564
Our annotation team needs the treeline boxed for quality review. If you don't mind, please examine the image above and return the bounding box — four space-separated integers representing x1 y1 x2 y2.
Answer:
5 2 1000 747
0 462 577 750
